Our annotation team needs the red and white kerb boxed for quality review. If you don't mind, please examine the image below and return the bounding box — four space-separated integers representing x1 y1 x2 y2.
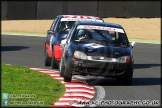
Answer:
61 15 103 22
77 25 125 33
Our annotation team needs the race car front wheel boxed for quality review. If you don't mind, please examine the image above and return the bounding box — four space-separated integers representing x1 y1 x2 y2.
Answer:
123 76 132 85
44 47 51 66
116 66 133 85
63 63 72 82
51 50 59 69
123 66 133 85
59 58 65 77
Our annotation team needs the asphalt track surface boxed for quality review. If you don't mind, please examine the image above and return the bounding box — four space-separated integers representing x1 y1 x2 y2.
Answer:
1 35 161 107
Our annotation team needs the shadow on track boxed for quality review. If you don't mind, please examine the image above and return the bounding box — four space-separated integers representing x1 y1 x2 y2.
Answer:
1 46 29 51
74 76 161 86
134 64 161 69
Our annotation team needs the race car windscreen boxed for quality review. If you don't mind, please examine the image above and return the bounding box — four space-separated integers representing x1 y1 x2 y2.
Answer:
58 21 75 33
71 25 129 46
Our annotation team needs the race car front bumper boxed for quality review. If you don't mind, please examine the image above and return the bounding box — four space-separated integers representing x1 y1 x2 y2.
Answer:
68 58 133 77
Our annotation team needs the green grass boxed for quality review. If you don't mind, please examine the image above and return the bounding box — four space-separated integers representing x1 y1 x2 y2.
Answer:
1 63 66 107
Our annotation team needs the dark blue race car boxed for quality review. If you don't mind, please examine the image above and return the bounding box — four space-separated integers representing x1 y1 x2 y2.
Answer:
60 21 136 85
44 15 104 69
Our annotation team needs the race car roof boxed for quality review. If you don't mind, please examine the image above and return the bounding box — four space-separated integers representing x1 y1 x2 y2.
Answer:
59 15 103 22
77 21 123 29
76 21 124 33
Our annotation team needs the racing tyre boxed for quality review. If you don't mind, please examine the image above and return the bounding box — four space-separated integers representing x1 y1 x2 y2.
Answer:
44 47 51 66
51 50 59 69
63 63 72 82
59 58 65 77
123 77 132 85
123 66 133 85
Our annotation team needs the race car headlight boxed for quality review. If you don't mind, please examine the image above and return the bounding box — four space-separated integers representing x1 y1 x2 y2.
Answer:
117 56 131 63
74 51 87 59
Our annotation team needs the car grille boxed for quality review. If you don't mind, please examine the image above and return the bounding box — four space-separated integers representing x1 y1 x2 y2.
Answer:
89 56 112 60
86 53 121 58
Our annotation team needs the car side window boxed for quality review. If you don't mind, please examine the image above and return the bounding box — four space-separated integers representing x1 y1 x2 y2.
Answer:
54 19 62 32
50 17 59 31
56 21 65 32
67 24 77 42
66 24 74 38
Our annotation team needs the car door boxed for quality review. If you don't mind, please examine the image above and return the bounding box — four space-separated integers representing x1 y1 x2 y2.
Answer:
63 23 78 58
46 17 59 44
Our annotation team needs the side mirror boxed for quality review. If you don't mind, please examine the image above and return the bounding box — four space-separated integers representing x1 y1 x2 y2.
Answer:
130 42 136 48
47 30 56 36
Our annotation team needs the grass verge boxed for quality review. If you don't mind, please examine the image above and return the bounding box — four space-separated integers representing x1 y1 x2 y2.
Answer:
1 63 66 107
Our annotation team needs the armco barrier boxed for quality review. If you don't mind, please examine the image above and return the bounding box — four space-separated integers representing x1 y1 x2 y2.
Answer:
36 1 63 19
1 1 161 20
98 1 161 18
7 1 37 20
1 1 8 20
67 1 98 16
126 1 161 18
98 1 129 18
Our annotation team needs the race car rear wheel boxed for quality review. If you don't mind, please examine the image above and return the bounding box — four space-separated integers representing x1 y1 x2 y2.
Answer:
63 63 72 82
51 50 59 69
44 47 51 66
